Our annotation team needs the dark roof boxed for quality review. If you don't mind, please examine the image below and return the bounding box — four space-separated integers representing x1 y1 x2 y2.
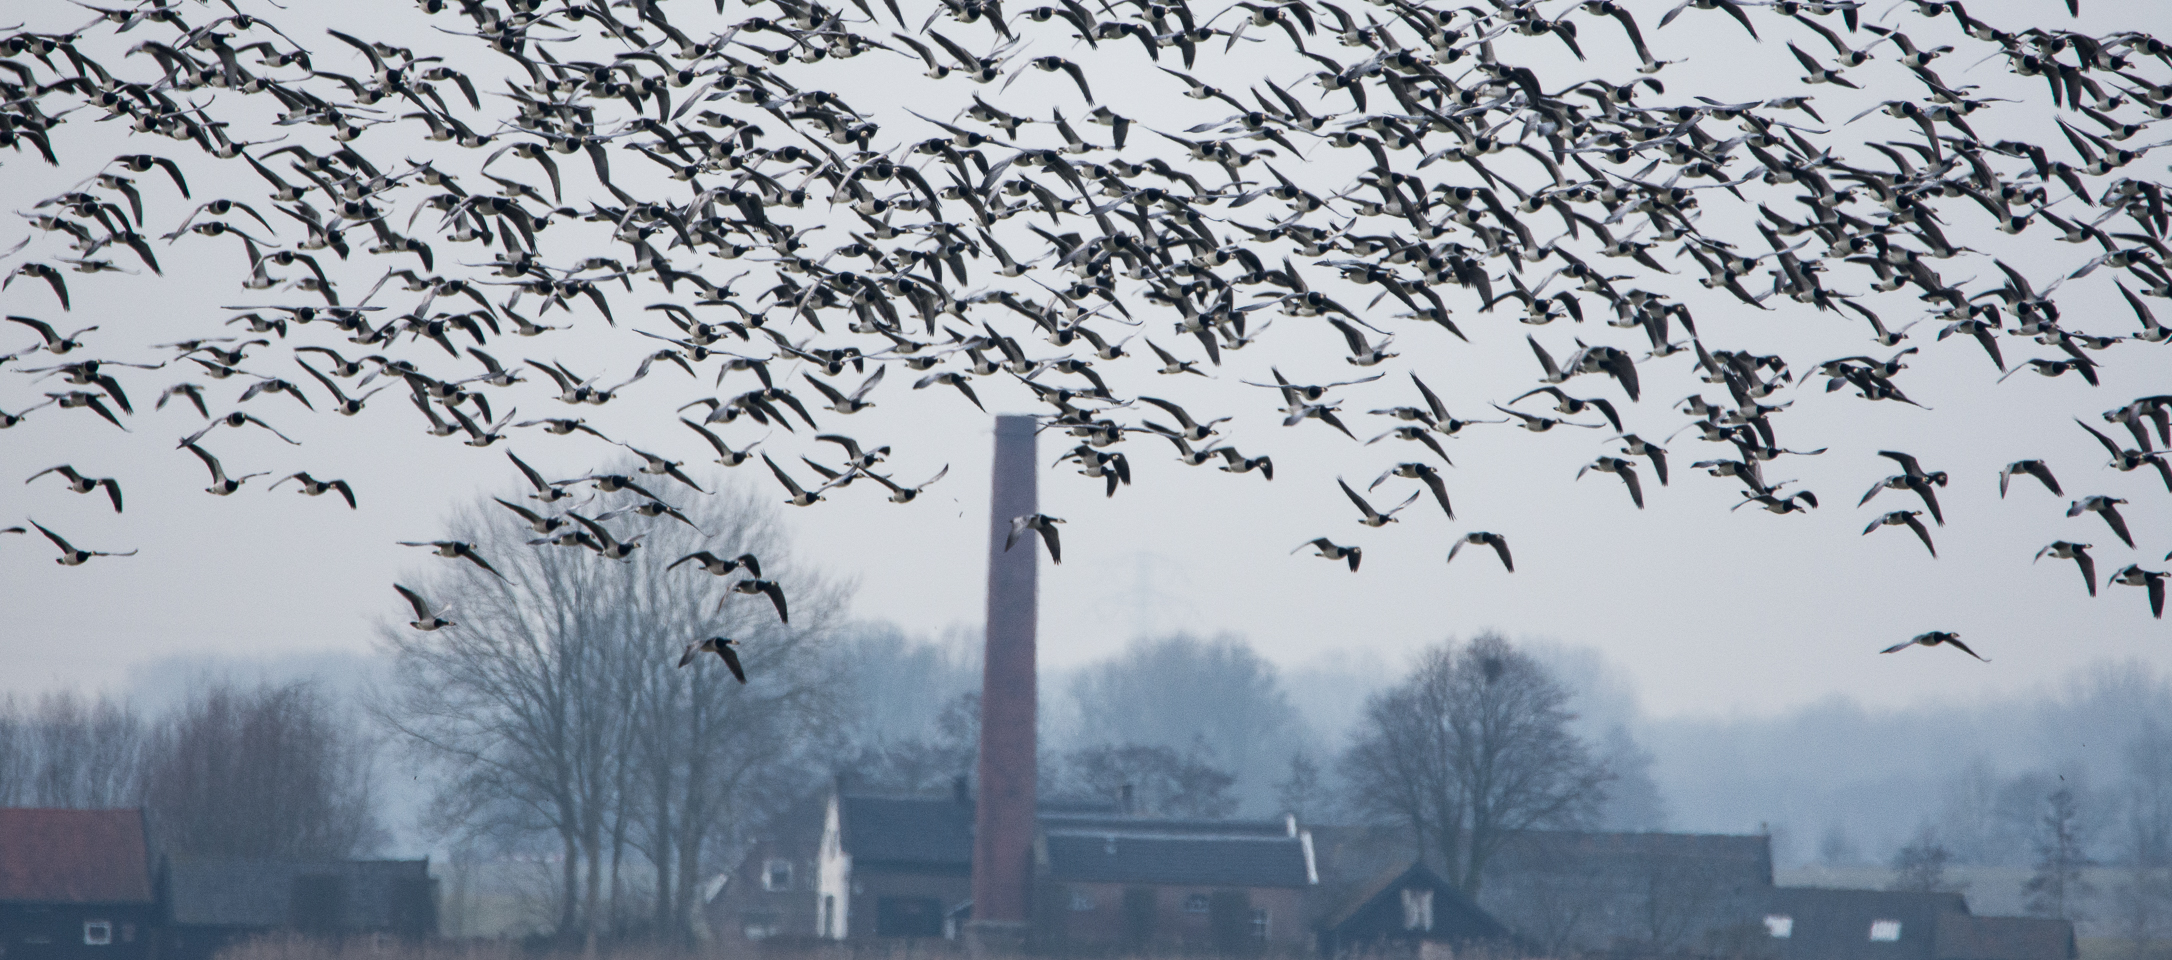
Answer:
0 808 153 905
838 795 974 869
1040 814 1292 838
167 859 432 930
1933 913 2076 960
1037 796 1124 816
1318 861 1511 944
1043 830 1312 888
1486 829 1776 880
833 791 1314 887
1760 887 1970 960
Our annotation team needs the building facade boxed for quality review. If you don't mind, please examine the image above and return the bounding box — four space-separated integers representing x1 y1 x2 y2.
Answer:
0 808 159 960
159 858 437 960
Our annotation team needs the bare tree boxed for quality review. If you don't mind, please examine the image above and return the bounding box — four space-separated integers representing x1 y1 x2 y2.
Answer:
142 680 380 858
1063 742 1238 817
2114 723 2172 951
379 479 846 944
1273 751 1323 821
0 699 25 807
1341 632 1610 895
2025 787 2097 921
1890 825 1960 893
849 689 981 796
31 691 146 809
1066 633 1307 811
0 692 148 809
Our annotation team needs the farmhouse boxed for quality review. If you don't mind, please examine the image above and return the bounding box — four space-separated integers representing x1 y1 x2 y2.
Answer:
0 808 158 960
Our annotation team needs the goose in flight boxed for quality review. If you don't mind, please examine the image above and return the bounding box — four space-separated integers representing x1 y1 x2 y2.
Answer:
1215 447 1274 480
868 464 950 503
1366 425 1452 464
182 410 299 446
670 551 762 577
682 418 760 467
1338 478 1420 527
1512 387 1623 433
28 520 135 565
397 540 509 580
394 583 456 631
508 451 575 503
1371 463 1453 519
2077 419 2172 493
570 512 643 560
1735 489 1819 514
2034 541 2096 597
1863 510 1937 557
1999 459 2061 498
1293 537 1362 572
2111 564 2163 616
6 316 95 354
728 578 790 623
494 497 568 535
1447 532 1514 572
271 472 356 509
1144 338 1207 376
1493 403 1604 433
1577 457 1645 509
1859 470 1944 525
183 442 269 495
679 636 747 682
1138 396 1229 442
817 434 890 469
803 365 885 414
762 453 829 506
2067 496 2135 549
620 443 709 493
26 465 123 513
1880 631 1987 662
1611 434 1669 486
568 473 666 502
1007 513 1064 564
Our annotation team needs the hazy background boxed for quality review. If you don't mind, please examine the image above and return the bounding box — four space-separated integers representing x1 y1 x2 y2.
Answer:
6 0 2172 940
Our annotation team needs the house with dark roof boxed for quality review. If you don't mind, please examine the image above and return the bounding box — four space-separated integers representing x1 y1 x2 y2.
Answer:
1750 888 2076 960
1477 829 1778 957
1312 861 1512 957
1931 913 2078 960
797 784 1319 952
1754 888 1969 960
1032 811 1317 952
702 789 827 949
159 858 437 960
0 808 159 960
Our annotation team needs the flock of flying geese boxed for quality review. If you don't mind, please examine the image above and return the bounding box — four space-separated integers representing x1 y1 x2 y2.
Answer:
3 0 2171 675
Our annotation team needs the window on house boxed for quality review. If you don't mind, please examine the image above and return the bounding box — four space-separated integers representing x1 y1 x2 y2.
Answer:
1870 920 1902 942
764 858 794 892
1401 888 1434 932
1250 908 1270 941
1763 915 1793 939
1183 894 1210 914
84 921 113 946
1069 889 1095 912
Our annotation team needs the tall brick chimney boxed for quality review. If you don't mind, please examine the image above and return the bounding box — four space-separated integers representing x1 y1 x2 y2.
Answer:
970 414 1037 950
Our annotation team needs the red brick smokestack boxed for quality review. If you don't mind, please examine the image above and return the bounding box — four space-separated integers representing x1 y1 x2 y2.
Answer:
971 414 1037 944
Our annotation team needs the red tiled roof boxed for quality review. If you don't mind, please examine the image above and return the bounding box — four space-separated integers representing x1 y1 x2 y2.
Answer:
0 808 154 904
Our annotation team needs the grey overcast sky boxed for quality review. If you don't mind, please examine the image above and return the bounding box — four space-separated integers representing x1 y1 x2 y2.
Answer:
2 0 2168 718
